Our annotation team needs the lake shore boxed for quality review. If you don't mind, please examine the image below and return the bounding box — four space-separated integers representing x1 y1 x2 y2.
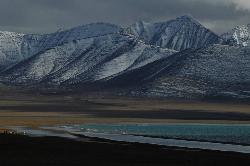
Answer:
0 133 250 166
1 95 250 165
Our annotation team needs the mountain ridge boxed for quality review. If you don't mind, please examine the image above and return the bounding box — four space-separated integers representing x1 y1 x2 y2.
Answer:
127 15 222 51
0 15 249 100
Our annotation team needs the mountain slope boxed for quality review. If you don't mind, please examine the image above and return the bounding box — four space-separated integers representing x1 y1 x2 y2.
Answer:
125 45 250 99
0 32 176 86
0 23 121 71
0 31 26 70
221 24 250 46
0 17 249 100
128 15 222 51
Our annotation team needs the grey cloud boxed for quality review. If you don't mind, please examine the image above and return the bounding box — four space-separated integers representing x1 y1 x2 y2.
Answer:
0 0 249 34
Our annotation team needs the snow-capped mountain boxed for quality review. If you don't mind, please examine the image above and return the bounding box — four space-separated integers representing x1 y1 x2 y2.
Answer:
0 31 26 70
108 44 250 99
146 44 250 99
0 15 249 100
128 15 222 51
0 31 176 86
221 24 250 47
0 23 121 71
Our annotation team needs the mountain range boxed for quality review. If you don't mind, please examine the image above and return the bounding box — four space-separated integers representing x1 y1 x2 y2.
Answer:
0 15 249 100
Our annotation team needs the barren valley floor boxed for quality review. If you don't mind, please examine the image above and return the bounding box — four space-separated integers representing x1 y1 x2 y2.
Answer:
0 92 250 127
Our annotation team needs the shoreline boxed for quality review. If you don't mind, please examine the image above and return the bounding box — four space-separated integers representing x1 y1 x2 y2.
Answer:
3 124 250 154
1 96 250 165
0 133 250 166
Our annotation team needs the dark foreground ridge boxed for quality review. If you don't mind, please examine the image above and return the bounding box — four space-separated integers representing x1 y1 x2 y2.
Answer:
0 133 250 166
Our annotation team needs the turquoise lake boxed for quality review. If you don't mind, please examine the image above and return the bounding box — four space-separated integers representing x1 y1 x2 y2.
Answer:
73 124 250 145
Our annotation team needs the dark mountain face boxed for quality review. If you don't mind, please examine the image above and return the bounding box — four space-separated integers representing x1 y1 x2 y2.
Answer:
131 45 250 99
0 16 249 100
101 44 250 99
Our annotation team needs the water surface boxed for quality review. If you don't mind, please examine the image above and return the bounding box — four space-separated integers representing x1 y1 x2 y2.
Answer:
71 124 250 145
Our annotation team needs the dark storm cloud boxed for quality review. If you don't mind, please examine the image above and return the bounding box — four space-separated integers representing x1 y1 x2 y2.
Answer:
0 0 249 34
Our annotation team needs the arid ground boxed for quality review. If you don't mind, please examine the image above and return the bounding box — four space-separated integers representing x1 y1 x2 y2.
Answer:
0 89 250 127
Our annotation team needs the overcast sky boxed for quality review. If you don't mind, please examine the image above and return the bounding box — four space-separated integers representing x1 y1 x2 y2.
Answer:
0 0 250 34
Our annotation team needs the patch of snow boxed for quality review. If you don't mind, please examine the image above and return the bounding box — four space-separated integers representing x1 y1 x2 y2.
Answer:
94 43 147 80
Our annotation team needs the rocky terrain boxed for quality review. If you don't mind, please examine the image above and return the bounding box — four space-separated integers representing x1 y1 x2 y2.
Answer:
0 15 249 100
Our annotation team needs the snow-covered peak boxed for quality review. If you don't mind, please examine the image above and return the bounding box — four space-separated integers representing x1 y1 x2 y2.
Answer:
131 15 201 33
0 30 24 36
177 15 194 19
0 22 122 71
176 15 202 26
221 24 250 47
0 31 26 70
128 21 154 43
128 15 220 51
232 25 249 46
0 31 25 45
